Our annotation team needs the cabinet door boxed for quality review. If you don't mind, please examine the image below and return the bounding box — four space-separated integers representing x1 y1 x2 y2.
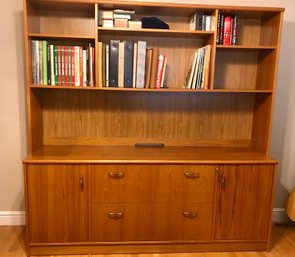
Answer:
26 164 89 243
213 164 275 240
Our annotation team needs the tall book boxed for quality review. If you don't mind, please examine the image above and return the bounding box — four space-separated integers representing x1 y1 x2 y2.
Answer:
184 50 198 89
202 45 212 89
149 48 159 89
97 42 103 87
132 42 138 88
223 16 232 45
124 41 134 88
105 44 109 87
155 54 165 89
109 40 119 87
136 41 146 88
144 48 153 88
118 41 125 88
31 40 38 84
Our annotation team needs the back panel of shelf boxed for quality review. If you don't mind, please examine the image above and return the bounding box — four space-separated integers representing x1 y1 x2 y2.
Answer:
28 89 273 152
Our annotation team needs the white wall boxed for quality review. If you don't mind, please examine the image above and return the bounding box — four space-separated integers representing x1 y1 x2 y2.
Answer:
0 0 294 218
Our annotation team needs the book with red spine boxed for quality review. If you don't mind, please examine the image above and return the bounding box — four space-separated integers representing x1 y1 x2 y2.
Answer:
223 16 232 45
79 46 83 86
71 46 75 86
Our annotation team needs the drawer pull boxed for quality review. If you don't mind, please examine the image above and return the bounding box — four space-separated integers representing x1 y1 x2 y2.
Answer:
184 172 200 179
108 212 124 219
109 172 124 179
183 211 198 218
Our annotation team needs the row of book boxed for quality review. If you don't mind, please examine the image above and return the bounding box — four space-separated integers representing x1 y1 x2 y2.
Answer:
98 9 142 29
31 40 95 86
185 45 211 90
97 40 167 89
217 13 238 45
189 12 215 31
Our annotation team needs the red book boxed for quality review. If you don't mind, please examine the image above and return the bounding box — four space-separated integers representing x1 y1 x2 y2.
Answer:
155 55 165 89
223 16 232 45
71 46 75 86
57 45 61 85
79 46 83 86
64 46 68 86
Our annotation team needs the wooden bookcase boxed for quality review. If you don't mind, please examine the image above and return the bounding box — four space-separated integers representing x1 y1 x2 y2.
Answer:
22 0 284 256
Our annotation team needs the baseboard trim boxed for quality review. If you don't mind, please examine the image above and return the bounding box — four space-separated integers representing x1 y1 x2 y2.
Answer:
0 211 25 226
272 208 291 224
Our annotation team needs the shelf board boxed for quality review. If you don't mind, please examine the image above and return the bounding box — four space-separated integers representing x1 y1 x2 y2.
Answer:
30 85 273 93
28 33 95 40
97 27 214 37
216 45 277 50
23 145 277 164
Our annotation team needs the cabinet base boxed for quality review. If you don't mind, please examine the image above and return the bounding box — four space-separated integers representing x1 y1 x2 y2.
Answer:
29 241 269 256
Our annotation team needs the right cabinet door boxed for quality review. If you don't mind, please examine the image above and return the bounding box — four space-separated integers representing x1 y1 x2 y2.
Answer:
213 164 275 240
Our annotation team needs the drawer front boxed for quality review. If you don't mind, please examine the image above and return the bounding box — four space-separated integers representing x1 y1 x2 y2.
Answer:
91 203 212 242
91 164 214 203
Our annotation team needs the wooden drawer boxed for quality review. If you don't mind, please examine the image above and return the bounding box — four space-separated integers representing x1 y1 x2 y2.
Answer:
90 164 214 203
91 203 212 242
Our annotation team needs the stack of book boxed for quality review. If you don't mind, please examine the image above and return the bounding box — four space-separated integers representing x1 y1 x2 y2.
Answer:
98 9 142 29
189 11 215 31
31 40 95 86
217 13 238 45
184 45 211 90
97 40 167 89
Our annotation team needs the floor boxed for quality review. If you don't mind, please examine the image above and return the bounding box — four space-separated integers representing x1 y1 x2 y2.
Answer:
1 225 295 257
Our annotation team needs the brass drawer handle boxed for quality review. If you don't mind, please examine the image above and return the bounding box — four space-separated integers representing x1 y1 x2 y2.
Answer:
184 172 200 179
183 211 198 218
108 172 124 179
108 212 124 219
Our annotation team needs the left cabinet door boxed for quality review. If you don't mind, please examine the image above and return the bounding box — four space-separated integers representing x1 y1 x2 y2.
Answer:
25 164 89 243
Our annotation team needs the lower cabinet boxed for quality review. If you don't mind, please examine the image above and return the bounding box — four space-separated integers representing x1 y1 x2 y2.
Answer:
213 164 275 240
25 164 89 243
24 162 276 253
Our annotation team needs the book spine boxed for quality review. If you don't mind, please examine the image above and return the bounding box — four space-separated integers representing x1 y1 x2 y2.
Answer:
71 46 75 86
217 13 221 44
57 45 61 85
232 14 238 45
68 47 72 86
105 44 109 87
118 41 124 88
49 44 54 85
42 41 47 85
102 44 106 87
64 46 68 86
223 16 232 46
124 41 133 88
155 54 165 89
97 42 103 87
83 49 87 86
61 45 65 85
39 41 43 84
53 45 58 85
144 48 153 88
160 56 167 88
109 40 119 87
219 13 224 45
149 48 159 89
74 46 80 86
79 46 83 86
46 42 51 85
132 42 138 88
136 41 146 88
31 40 37 84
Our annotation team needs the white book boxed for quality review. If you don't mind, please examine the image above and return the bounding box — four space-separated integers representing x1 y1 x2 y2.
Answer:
50 44 55 85
83 49 87 86
132 42 138 88
118 41 124 88
136 41 146 88
185 50 198 89
74 46 80 86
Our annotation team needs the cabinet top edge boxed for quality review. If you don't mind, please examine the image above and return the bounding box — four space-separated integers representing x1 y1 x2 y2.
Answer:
25 0 285 13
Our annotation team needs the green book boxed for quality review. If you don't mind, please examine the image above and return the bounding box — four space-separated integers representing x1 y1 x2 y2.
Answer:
42 41 47 85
